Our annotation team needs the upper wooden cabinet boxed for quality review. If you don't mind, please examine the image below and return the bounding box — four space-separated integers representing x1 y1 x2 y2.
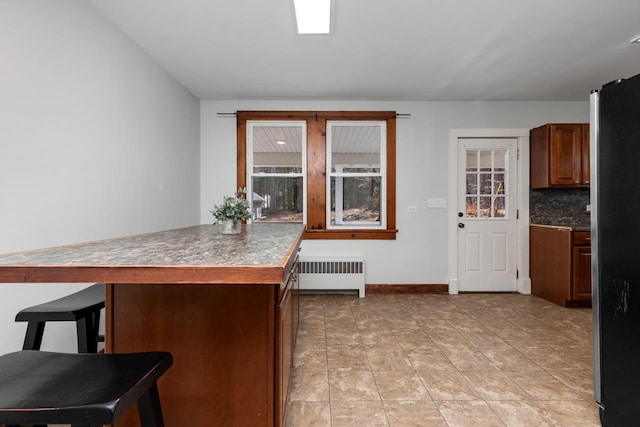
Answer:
530 123 590 188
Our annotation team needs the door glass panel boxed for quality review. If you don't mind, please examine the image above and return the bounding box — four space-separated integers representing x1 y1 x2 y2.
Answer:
493 196 506 218
480 173 492 194
466 150 478 171
465 148 510 219
493 149 507 171
466 174 478 195
479 197 492 218
479 150 492 170
466 196 477 218
494 173 505 194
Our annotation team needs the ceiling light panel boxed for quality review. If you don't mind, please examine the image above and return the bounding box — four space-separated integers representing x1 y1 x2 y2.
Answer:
293 0 331 34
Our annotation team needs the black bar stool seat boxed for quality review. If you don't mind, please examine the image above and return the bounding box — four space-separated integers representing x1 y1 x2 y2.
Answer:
0 350 172 426
15 284 105 353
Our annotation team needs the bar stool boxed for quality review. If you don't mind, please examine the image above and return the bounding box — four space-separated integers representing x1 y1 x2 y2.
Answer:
15 283 105 353
0 350 172 427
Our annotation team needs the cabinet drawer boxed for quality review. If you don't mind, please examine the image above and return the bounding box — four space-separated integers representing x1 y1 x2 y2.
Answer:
573 231 591 245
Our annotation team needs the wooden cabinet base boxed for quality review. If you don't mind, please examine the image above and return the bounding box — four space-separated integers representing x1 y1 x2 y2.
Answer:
107 284 280 427
530 226 592 307
563 299 592 308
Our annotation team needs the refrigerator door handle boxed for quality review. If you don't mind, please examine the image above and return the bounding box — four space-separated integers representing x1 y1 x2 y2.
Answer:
590 89 602 408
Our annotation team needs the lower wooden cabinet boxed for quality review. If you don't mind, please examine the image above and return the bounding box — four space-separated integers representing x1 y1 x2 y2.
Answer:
530 225 591 307
572 244 592 301
276 257 299 427
109 259 301 427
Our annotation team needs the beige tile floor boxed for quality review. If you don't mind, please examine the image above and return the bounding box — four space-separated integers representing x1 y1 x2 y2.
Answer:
286 292 600 427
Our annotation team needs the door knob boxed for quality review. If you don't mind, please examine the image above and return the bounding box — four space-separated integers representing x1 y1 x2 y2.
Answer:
458 222 465 228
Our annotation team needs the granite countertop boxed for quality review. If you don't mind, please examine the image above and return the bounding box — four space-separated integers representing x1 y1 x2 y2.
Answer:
0 223 305 284
530 222 591 232
0 223 304 267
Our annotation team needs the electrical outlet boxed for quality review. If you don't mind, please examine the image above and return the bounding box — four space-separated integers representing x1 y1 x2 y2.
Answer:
408 206 417 213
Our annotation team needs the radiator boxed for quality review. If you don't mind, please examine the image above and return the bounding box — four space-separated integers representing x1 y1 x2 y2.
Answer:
298 257 366 298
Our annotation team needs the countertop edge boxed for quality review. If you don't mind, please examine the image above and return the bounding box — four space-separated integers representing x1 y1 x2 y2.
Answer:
530 223 591 232
0 224 306 285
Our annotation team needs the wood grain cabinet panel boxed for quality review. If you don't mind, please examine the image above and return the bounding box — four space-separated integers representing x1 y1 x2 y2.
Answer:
276 259 298 427
109 265 300 427
530 123 590 188
530 226 591 307
573 245 592 300
530 226 572 306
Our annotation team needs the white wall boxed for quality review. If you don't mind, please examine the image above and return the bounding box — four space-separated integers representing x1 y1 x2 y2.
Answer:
0 0 200 354
201 100 589 285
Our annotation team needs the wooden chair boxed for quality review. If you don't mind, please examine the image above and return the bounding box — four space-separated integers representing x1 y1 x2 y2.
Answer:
0 350 172 427
15 284 105 353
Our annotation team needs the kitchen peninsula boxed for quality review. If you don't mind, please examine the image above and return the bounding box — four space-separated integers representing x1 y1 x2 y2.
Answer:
0 223 304 427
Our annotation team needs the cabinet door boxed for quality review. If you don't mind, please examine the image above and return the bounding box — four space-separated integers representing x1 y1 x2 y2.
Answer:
549 124 582 186
276 274 294 427
292 261 299 342
581 124 590 185
530 225 572 305
572 246 592 300
530 125 549 188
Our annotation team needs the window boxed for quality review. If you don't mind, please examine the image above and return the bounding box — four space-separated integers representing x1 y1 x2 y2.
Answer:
327 121 386 229
247 121 306 222
237 111 397 240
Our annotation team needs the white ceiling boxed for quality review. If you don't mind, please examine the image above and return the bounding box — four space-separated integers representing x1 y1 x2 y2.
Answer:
88 0 640 101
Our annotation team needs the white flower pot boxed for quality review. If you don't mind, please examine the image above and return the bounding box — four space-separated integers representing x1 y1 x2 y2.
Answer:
221 219 242 235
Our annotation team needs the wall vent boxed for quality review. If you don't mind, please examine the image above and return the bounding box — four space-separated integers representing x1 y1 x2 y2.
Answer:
299 257 365 298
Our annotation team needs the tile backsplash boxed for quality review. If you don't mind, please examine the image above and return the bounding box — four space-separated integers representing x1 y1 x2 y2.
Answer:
529 188 591 227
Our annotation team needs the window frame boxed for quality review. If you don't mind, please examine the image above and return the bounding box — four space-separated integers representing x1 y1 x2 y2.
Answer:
237 111 397 240
326 120 387 230
246 120 307 223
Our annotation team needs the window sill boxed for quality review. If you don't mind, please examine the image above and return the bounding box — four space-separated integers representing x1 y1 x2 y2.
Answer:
303 229 398 240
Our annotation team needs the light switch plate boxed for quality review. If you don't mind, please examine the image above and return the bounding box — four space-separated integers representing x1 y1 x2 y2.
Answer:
427 198 447 208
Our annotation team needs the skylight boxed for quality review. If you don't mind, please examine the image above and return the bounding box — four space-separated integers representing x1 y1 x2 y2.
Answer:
293 0 331 34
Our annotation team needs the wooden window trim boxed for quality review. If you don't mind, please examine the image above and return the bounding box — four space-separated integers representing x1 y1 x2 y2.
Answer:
237 110 397 240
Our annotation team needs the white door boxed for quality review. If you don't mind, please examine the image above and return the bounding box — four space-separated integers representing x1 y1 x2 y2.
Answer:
457 138 517 292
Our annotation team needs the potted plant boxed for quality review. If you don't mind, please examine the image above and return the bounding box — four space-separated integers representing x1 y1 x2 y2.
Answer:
211 188 251 234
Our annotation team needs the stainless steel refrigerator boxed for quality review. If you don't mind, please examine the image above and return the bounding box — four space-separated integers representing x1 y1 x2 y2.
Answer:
591 72 640 426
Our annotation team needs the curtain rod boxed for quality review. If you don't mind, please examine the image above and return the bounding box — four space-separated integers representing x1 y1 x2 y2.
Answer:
216 112 411 118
